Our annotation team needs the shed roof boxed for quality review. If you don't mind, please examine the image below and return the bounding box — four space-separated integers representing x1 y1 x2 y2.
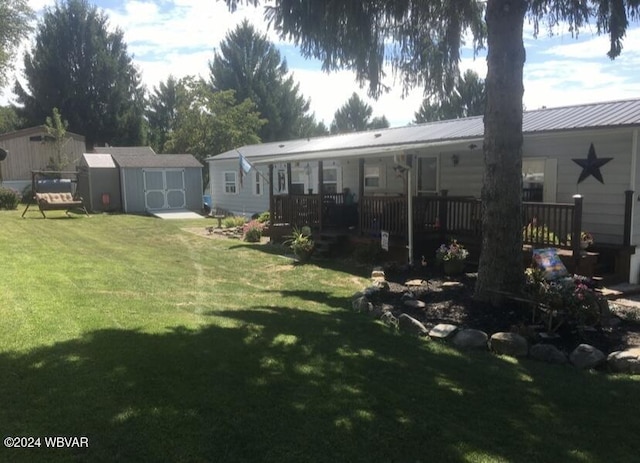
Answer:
93 146 156 156
0 125 85 142
208 98 640 164
82 153 116 168
112 153 202 168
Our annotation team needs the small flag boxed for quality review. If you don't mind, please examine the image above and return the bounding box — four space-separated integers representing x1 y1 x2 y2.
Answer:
238 151 253 187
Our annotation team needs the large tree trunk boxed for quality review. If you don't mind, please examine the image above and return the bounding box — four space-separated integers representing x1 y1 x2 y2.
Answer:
474 0 528 301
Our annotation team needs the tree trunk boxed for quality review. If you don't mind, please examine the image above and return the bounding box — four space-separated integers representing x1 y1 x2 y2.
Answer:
474 0 528 301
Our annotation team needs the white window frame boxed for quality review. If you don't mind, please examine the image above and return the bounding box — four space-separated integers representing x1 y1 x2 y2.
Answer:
364 165 385 190
253 170 263 196
417 156 439 194
322 166 341 194
223 171 237 195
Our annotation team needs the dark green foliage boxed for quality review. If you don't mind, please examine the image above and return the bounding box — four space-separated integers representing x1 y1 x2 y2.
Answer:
0 0 34 90
146 75 179 153
0 187 20 209
330 93 389 134
414 69 486 123
13 0 146 148
209 20 317 142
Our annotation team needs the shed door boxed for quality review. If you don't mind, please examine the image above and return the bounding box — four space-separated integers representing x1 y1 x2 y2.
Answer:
143 169 186 210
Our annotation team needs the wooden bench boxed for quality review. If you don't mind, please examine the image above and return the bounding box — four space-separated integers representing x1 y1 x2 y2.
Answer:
27 192 89 218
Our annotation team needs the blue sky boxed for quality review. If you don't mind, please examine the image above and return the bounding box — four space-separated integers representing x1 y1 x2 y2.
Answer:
4 0 640 127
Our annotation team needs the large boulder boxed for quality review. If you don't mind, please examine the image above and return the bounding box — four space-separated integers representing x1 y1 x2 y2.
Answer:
451 329 488 349
489 332 529 357
530 344 569 365
607 347 640 374
569 344 606 369
398 313 429 336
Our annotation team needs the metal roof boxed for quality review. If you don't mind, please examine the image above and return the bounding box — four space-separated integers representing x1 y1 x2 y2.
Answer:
93 146 156 156
112 154 202 168
208 98 640 164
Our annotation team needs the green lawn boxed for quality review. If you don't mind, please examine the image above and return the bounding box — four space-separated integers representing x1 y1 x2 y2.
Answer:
1 210 638 463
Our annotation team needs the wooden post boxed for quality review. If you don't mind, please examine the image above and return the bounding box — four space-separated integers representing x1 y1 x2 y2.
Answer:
286 163 292 193
624 190 634 246
571 194 583 266
438 189 448 241
268 164 274 228
318 160 324 231
358 158 365 235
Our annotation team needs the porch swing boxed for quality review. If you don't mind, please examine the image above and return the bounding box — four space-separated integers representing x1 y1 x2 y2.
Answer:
21 170 89 218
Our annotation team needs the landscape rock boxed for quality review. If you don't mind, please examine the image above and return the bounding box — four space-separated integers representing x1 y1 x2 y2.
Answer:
429 323 459 340
489 332 529 357
380 311 399 329
398 314 429 336
607 347 640 374
371 279 390 292
569 344 606 369
530 344 568 365
400 292 415 301
451 329 488 349
352 296 372 313
403 299 426 309
371 268 385 280
405 279 427 288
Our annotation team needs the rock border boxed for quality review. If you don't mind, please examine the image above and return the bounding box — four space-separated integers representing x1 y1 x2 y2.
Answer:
351 268 639 375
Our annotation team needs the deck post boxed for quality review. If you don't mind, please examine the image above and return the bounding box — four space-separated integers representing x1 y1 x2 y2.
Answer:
268 164 274 229
358 158 365 235
571 194 583 266
624 190 634 246
438 189 448 241
286 163 292 193
318 160 324 231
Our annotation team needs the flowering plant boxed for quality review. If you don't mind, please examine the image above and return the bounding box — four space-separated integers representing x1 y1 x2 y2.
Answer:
580 231 594 246
435 240 469 262
524 268 605 331
242 220 266 242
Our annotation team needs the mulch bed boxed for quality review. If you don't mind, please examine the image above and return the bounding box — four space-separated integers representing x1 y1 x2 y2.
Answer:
375 269 640 355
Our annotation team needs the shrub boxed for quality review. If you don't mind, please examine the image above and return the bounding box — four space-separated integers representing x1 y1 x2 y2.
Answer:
0 187 21 210
243 220 265 242
222 216 246 228
257 211 270 223
435 240 468 263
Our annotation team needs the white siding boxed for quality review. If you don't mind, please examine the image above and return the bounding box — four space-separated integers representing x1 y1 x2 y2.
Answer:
209 159 270 216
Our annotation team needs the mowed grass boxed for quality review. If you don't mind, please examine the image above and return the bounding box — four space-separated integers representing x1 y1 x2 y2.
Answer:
0 210 638 463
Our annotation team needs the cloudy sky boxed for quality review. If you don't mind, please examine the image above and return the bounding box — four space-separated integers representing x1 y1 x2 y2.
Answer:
4 0 640 127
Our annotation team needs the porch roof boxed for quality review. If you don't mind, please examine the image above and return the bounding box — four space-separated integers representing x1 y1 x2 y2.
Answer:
207 98 640 164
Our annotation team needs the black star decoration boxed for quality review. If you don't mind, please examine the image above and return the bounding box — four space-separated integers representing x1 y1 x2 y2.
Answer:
572 143 613 184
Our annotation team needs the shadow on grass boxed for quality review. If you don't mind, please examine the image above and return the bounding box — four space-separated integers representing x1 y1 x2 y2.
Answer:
1 306 638 462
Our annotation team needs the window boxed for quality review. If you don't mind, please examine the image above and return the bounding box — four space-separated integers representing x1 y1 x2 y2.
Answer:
253 171 262 196
418 157 438 194
224 171 237 194
323 167 339 194
364 166 381 188
522 159 545 202
291 167 308 194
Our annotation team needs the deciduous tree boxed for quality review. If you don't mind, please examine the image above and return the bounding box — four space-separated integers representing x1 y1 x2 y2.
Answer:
225 0 639 299
14 0 146 148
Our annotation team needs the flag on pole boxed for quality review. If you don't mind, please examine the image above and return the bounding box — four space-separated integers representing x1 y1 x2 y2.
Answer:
238 150 253 187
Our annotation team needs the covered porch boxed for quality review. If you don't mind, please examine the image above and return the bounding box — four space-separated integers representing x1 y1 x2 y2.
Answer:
265 159 635 282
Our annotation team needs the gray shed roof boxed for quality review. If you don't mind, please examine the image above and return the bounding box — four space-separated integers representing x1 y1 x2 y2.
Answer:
112 154 202 168
208 98 640 164
93 146 156 156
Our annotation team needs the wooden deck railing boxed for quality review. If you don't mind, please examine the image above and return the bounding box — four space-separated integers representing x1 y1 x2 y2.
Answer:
271 191 583 254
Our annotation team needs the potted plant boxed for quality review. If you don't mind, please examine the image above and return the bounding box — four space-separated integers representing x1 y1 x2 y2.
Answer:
285 226 314 262
435 240 469 275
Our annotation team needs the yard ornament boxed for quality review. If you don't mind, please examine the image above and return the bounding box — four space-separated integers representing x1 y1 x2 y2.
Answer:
572 143 612 184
